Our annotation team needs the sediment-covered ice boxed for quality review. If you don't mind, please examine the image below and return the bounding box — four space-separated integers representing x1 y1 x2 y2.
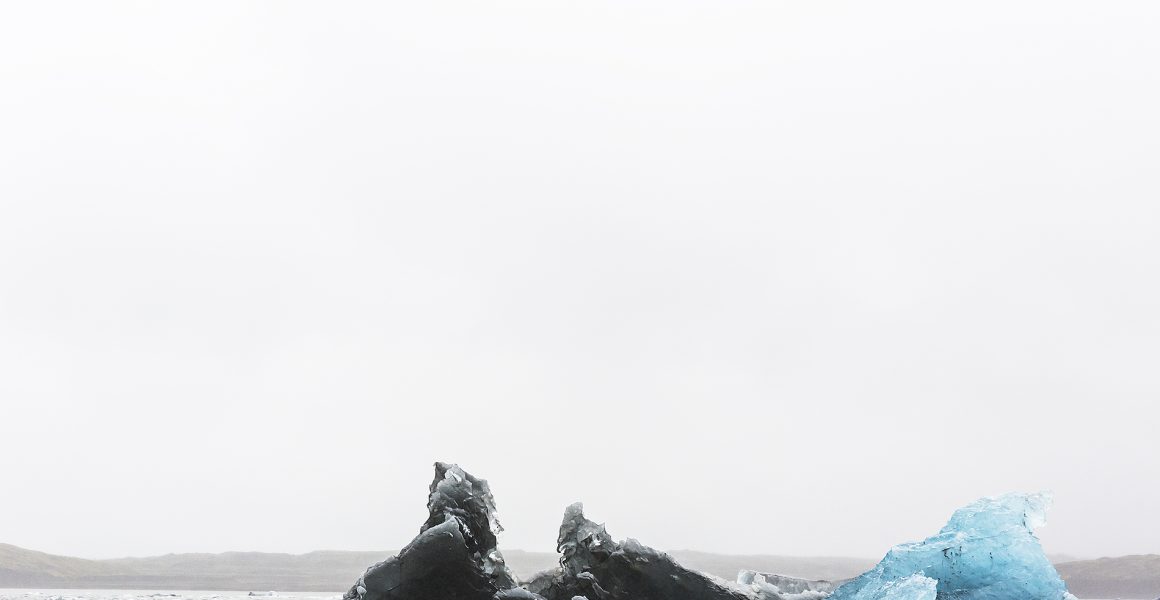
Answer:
828 492 1073 600
526 502 755 600
344 462 523 600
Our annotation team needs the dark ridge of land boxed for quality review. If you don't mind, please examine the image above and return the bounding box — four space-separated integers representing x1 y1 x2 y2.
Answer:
1054 554 1160 599
0 544 872 591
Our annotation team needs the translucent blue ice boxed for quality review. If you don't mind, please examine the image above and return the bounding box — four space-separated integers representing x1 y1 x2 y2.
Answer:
828 492 1074 600
832 574 937 600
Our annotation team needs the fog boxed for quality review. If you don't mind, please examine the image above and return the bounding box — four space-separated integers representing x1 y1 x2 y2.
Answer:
1 1 1157 561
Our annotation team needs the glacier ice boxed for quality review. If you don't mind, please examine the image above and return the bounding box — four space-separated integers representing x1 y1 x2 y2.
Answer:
343 463 1075 600
344 462 522 600
736 571 843 599
829 574 938 600
525 502 754 600
827 492 1073 600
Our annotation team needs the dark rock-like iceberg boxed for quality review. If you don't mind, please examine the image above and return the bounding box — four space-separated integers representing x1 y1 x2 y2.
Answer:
524 502 755 600
345 462 521 600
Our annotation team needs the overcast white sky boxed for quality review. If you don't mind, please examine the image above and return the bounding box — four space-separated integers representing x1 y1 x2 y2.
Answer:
1 1 1158 562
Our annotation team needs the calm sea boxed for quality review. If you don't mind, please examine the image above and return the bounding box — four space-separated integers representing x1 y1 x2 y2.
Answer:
0 590 1123 600
0 592 341 600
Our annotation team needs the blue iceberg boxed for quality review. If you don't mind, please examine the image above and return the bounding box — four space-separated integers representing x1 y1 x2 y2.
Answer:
828 492 1074 600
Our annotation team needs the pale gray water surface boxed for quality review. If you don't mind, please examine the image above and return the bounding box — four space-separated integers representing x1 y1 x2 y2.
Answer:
0 590 1122 600
0 591 342 600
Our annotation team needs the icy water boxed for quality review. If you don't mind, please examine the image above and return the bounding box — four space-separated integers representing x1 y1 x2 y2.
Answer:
0 591 1121 600
0 591 342 600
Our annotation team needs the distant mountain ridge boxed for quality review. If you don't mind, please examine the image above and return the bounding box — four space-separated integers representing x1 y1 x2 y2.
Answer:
0 544 872 591
0 544 385 591
1055 554 1160 599
2 543 1157 598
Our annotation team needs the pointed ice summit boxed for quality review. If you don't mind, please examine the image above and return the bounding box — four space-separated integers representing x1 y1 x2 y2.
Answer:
344 462 516 600
522 502 755 600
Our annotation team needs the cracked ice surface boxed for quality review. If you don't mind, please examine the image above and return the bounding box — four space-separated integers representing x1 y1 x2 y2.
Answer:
828 492 1072 600
833 575 937 600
